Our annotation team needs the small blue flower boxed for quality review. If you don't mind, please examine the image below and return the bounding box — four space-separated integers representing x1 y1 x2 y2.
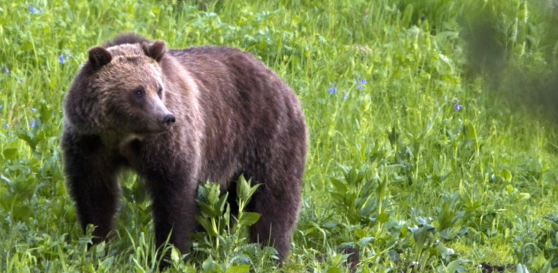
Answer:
343 93 347 100
357 79 366 90
453 102 462 111
3 67 8 74
29 120 36 129
3 123 8 129
59 54 65 64
328 87 337 94
32 108 37 113
29 7 36 13
0 105 3 110
38 8 43 13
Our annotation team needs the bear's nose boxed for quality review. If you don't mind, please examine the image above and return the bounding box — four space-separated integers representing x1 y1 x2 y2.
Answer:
162 114 176 125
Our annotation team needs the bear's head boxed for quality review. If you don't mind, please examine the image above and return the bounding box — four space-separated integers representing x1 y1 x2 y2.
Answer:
64 40 176 138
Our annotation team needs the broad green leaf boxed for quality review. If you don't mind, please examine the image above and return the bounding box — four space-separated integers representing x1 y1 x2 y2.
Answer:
446 259 469 273
225 265 250 273
207 183 221 204
377 212 390 224
16 132 36 151
202 256 224 273
171 246 181 262
326 267 341 273
515 264 529 273
239 212 260 226
353 229 367 238
195 216 217 236
500 169 512 182
198 202 218 218
357 237 374 247
216 192 229 213
237 174 251 201
464 123 477 140
330 178 347 193
2 148 17 160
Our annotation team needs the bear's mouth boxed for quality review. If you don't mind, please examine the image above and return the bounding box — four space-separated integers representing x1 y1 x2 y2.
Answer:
131 115 176 135
133 127 171 135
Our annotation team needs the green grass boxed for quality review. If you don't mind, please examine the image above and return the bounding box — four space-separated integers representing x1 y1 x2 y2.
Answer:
2 0 558 272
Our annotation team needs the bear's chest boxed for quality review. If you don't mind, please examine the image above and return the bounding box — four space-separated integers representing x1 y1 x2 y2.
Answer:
116 137 145 168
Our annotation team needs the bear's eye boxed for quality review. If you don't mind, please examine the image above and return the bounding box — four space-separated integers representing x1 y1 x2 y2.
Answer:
133 87 145 98
157 86 163 96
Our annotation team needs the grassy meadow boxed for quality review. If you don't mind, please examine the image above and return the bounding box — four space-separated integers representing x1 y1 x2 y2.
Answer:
3 0 558 272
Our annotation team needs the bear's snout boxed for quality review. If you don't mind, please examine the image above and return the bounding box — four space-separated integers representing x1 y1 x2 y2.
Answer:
162 114 176 126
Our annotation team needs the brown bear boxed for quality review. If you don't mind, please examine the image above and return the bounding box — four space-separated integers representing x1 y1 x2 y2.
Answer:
61 33 307 265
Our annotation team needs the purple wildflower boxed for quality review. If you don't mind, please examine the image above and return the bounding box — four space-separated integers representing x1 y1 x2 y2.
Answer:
0 105 3 110
328 87 337 94
29 7 36 13
343 93 347 100
29 120 36 129
32 108 37 113
357 79 366 90
453 102 462 111
38 8 43 13
59 54 65 64
3 67 8 74
3 123 8 129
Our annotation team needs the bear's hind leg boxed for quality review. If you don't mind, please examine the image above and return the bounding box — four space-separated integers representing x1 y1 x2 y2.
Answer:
247 176 302 262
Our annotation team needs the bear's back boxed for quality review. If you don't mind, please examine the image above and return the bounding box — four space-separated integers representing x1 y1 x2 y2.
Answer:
167 46 298 128
165 46 305 184
168 46 274 85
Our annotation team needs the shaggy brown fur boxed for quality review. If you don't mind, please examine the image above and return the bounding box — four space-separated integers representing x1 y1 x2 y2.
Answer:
61 33 307 266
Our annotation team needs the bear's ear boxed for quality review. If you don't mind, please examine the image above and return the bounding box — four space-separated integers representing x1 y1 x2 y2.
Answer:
142 40 166 62
88 47 112 69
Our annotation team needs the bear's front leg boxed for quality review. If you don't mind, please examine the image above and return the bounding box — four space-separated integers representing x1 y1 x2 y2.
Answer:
144 165 199 265
61 132 121 244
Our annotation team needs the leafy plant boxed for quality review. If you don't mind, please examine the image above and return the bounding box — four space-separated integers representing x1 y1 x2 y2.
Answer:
191 175 276 272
